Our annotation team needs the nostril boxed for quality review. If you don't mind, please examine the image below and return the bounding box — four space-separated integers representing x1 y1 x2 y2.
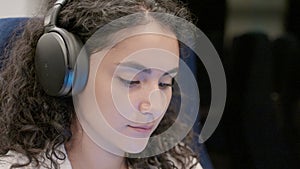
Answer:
139 101 151 112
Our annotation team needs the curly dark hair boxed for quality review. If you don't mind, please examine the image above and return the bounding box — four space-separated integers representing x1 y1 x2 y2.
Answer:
0 0 200 168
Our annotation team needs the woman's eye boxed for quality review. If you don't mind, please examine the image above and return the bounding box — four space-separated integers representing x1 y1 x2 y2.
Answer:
158 81 173 89
159 77 174 89
118 77 140 87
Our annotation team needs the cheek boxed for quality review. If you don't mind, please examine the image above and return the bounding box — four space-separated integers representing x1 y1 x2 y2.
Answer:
95 72 109 104
165 88 173 102
94 70 116 118
160 89 172 109
94 76 127 130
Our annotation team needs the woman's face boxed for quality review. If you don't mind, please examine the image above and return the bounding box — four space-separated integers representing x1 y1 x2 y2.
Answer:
75 23 179 154
95 33 179 136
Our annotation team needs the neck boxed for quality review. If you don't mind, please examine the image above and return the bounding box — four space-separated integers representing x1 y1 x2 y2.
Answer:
66 120 127 169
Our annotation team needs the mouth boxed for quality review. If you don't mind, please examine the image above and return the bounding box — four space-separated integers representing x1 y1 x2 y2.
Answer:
127 124 154 133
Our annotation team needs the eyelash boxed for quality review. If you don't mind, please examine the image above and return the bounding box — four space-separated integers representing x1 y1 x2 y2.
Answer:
158 82 173 89
118 77 173 89
119 78 140 87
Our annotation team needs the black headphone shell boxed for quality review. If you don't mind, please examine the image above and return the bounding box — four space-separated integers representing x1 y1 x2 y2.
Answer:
35 27 88 96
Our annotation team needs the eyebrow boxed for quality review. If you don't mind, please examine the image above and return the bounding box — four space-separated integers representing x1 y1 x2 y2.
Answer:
116 61 178 76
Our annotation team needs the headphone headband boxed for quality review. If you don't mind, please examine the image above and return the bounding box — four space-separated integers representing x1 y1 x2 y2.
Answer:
44 0 68 31
55 0 68 5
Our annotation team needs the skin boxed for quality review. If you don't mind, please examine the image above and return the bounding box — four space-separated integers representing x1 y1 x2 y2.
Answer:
67 22 180 169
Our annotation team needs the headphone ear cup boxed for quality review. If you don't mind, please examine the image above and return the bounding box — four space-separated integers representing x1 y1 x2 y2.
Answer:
35 28 88 96
72 45 89 96
56 28 89 95
35 31 70 96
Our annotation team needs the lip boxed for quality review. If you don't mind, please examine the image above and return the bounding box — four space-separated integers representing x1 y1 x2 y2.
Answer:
127 124 154 133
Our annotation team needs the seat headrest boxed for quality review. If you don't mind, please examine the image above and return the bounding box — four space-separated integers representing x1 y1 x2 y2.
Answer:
0 17 28 69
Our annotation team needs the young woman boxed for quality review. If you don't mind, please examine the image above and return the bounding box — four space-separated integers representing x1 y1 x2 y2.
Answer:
0 0 203 168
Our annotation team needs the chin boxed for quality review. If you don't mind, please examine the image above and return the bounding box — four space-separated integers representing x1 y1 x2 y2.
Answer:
120 137 149 154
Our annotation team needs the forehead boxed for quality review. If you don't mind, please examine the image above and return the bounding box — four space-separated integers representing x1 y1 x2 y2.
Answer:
95 33 180 72
110 32 179 54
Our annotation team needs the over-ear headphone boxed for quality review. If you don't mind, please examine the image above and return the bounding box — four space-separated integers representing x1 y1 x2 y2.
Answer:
35 0 88 96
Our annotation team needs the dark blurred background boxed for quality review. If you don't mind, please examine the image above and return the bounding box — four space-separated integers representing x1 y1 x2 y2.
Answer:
181 0 300 169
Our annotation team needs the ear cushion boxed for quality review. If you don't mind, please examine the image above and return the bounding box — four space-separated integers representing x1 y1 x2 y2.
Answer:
35 27 88 96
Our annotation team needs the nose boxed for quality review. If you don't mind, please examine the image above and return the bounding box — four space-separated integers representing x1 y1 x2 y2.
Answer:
137 80 159 113
137 86 168 119
139 100 151 113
